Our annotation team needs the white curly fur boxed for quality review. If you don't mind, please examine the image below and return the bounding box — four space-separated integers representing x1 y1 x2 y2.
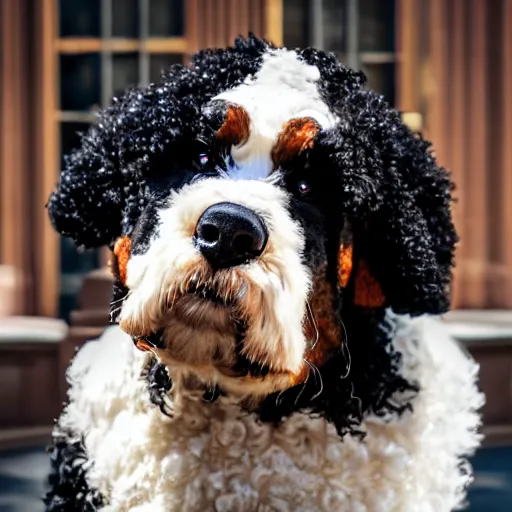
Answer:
56 313 483 512
214 48 338 180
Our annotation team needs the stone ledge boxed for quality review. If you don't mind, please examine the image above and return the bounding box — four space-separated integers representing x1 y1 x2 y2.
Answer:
443 310 512 346
0 426 52 451
0 317 68 343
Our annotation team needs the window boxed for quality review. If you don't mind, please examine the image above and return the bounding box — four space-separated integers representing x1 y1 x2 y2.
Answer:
284 0 396 105
56 0 185 319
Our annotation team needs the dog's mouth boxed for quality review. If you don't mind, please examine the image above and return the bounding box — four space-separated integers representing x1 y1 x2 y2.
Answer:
186 280 235 308
131 278 275 380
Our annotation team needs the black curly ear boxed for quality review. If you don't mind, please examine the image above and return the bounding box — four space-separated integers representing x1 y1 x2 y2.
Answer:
47 109 126 249
321 90 458 316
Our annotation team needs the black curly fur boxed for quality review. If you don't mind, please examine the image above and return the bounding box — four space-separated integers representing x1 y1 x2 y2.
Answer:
256 306 418 437
44 430 105 511
46 35 458 504
141 356 174 416
47 35 272 250
48 34 456 316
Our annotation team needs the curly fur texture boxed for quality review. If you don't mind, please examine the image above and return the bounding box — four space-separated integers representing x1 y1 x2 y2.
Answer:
256 305 417 437
47 35 456 317
44 430 104 511
45 36 480 511
47 318 482 511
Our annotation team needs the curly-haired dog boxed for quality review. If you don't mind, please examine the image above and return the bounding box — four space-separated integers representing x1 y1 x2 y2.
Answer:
45 36 483 511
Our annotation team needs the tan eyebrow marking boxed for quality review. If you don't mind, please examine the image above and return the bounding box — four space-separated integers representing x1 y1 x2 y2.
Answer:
113 236 131 286
215 105 251 147
271 117 320 168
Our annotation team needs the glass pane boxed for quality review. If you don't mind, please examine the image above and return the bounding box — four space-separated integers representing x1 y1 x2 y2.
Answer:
323 0 347 53
59 0 101 37
359 0 395 52
60 54 101 111
149 54 183 83
113 54 140 97
362 63 395 105
283 0 309 49
60 237 99 277
112 0 139 37
59 122 100 320
59 243 99 320
149 0 185 36
60 121 90 169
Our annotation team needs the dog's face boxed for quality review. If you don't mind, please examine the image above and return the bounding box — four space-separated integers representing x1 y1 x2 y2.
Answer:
113 59 343 395
48 37 457 404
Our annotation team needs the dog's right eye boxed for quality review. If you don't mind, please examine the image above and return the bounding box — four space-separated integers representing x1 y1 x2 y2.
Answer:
297 180 311 196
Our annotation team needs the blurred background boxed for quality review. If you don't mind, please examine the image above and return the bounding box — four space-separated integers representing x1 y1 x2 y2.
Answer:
0 0 511 510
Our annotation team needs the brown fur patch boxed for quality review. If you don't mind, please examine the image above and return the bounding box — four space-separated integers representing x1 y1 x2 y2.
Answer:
216 105 251 147
271 117 320 167
290 270 342 385
353 260 386 308
113 236 131 286
135 339 153 352
337 244 353 288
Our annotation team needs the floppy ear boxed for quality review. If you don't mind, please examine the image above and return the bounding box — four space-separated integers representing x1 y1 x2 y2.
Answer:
47 102 130 250
321 90 458 316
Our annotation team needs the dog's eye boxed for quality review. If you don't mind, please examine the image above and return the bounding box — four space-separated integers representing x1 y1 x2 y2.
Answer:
199 153 209 166
297 180 311 195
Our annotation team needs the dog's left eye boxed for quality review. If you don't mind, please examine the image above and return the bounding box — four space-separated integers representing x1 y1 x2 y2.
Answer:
297 180 311 195
198 154 209 166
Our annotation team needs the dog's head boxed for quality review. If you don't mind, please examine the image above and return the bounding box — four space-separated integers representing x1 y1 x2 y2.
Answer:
48 36 456 416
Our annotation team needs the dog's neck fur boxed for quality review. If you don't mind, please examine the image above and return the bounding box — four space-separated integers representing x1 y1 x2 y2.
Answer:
139 306 417 439
49 315 482 511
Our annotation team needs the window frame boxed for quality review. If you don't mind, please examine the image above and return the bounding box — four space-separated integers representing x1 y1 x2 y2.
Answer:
37 0 282 317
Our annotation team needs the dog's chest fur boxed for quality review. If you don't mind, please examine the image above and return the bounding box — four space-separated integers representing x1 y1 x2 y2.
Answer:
56 315 482 512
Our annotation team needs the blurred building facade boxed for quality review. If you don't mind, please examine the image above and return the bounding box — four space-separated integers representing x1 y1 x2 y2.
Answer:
0 0 511 319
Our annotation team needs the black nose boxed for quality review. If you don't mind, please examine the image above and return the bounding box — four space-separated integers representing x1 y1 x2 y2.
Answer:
195 202 268 268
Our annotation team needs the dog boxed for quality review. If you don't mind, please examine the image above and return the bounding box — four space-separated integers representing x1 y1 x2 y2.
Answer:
45 36 483 511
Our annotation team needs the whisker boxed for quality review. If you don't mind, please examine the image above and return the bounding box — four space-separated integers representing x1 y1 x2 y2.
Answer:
306 301 320 351
109 305 123 322
110 295 128 307
306 359 324 401
275 387 287 408
195 135 209 145
339 318 351 379
348 381 363 417
293 360 311 406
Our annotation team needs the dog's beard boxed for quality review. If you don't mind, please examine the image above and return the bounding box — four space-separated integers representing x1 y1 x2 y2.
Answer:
120 257 308 379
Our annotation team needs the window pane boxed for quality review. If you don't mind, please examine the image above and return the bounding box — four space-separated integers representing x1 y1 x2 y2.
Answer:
59 0 101 37
59 242 99 320
149 0 185 36
60 54 101 111
362 63 395 105
283 0 309 49
149 54 183 83
60 121 90 169
359 0 395 52
113 54 140 97
59 122 100 320
112 0 139 37
323 0 347 53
